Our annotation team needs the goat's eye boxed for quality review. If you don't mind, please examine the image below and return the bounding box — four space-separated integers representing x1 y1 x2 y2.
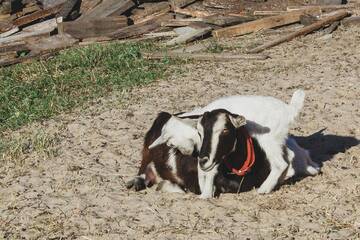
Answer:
222 129 229 135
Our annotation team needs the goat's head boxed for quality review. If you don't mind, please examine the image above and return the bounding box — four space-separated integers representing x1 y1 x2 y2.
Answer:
197 109 246 171
148 113 201 156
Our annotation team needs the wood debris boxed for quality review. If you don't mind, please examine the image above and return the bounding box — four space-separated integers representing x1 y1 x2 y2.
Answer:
143 52 269 61
0 0 357 67
247 10 350 53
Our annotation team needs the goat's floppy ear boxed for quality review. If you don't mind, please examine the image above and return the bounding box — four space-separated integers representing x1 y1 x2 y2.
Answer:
148 134 166 149
229 114 246 128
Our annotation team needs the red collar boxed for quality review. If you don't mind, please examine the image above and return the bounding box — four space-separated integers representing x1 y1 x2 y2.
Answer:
224 128 255 176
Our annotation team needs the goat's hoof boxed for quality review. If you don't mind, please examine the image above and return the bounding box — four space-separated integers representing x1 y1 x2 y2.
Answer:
257 187 272 194
126 179 135 189
126 177 146 191
199 193 212 199
134 177 146 191
306 166 320 176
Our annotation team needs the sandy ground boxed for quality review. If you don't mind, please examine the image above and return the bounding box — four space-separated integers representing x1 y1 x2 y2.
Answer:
1 21 360 240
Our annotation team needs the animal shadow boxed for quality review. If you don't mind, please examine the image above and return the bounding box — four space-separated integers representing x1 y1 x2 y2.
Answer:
292 128 359 165
284 128 359 185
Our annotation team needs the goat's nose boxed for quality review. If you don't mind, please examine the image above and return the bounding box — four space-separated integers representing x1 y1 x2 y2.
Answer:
198 157 209 166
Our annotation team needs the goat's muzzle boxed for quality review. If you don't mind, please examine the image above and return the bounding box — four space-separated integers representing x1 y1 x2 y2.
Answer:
198 156 209 167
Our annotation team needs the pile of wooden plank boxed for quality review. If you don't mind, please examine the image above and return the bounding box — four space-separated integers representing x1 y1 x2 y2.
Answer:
0 0 358 67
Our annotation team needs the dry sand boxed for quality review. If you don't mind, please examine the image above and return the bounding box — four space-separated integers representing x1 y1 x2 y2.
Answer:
0 23 359 239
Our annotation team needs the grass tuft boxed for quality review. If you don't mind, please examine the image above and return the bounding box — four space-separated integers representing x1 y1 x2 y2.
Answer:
0 130 60 165
0 42 170 132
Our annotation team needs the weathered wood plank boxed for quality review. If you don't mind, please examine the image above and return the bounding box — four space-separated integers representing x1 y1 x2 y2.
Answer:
247 10 350 53
213 8 322 38
253 10 287 16
143 52 269 61
341 16 360 27
27 34 79 54
0 29 51 44
110 13 172 39
59 16 128 39
134 7 170 24
169 0 197 9
0 27 19 38
165 26 211 46
81 0 135 19
287 4 358 11
132 2 170 23
161 18 203 27
0 17 61 44
173 7 212 18
202 14 256 27
13 4 63 27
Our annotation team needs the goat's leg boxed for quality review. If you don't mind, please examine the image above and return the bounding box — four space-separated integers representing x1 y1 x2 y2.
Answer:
198 165 206 194
199 166 218 199
127 162 158 191
284 148 296 181
257 141 288 194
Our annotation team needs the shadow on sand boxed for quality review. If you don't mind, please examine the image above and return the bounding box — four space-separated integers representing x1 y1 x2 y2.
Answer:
283 128 359 185
293 128 359 165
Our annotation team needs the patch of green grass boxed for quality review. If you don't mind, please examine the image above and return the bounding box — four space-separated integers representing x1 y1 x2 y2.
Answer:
207 40 224 53
0 130 60 165
0 42 171 132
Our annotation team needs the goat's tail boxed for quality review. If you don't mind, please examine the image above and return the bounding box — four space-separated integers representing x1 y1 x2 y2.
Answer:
289 89 305 121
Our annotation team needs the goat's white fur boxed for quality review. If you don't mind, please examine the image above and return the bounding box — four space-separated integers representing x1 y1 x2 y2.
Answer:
149 116 200 155
199 165 218 198
182 90 306 196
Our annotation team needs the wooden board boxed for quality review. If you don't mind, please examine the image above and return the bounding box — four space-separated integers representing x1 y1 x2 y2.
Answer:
143 52 269 61
161 18 203 27
0 34 78 67
27 34 79 54
81 0 135 19
59 16 128 39
0 27 19 38
173 7 212 18
0 17 61 45
110 13 172 39
213 8 322 38
132 2 170 23
342 16 360 27
165 26 212 46
169 0 197 8
13 4 63 27
287 4 358 11
0 41 29 53
202 14 256 27
247 10 350 53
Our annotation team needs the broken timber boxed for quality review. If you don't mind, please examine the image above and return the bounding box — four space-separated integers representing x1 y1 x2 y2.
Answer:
143 52 269 61
212 8 321 38
172 7 213 18
165 26 212 46
109 14 172 39
81 0 135 19
169 0 197 9
13 4 63 27
59 16 128 39
247 10 351 54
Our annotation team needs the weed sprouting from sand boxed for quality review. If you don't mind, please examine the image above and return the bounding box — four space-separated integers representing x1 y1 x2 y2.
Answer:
0 130 60 165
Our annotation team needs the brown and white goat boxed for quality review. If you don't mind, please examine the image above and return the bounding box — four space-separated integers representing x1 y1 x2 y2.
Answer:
126 110 318 196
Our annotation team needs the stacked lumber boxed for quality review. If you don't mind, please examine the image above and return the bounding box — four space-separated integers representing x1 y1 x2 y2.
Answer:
0 0 358 67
